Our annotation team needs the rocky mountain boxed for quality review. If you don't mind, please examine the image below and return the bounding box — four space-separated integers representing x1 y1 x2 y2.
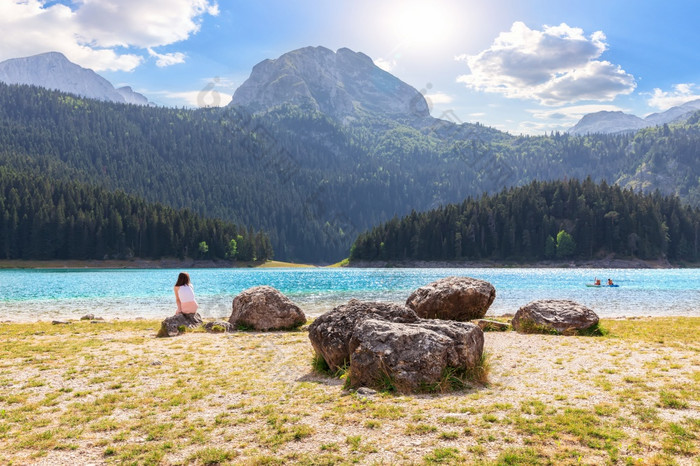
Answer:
568 111 646 135
230 46 430 123
644 99 700 126
0 52 149 105
569 99 700 135
116 86 150 105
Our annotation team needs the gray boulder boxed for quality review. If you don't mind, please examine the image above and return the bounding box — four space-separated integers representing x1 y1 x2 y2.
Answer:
203 321 235 333
348 319 484 393
308 299 419 372
406 276 496 321
157 313 203 337
512 300 599 334
229 286 306 331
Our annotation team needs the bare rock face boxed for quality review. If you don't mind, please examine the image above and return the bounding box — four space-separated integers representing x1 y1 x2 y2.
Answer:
157 313 203 337
229 286 306 331
512 300 599 334
307 299 419 372
406 276 496 321
348 319 484 393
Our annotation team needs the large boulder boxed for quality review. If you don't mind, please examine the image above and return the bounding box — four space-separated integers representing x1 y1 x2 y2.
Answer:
348 319 484 393
512 300 599 334
157 313 203 337
406 276 496 321
308 299 419 372
229 286 306 331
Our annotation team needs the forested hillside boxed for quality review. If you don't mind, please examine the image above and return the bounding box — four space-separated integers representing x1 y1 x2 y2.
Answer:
0 169 272 261
350 179 700 263
1 83 699 261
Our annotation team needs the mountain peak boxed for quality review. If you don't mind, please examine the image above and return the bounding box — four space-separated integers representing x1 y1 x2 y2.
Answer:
568 111 645 135
231 46 430 122
569 100 700 135
0 52 149 105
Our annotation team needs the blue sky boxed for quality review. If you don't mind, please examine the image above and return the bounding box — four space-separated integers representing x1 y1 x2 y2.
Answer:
2 0 699 134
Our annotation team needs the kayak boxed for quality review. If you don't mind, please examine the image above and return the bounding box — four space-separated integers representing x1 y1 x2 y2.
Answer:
586 284 619 287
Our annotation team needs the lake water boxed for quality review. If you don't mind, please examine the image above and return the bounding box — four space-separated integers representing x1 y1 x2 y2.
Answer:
0 268 698 322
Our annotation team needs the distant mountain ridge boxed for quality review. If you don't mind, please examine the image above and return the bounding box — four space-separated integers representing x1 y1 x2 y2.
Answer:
231 46 430 123
0 52 150 105
569 99 700 135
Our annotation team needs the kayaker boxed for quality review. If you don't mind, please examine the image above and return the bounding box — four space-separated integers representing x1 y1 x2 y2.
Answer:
594 278 601 286
607 278 614 286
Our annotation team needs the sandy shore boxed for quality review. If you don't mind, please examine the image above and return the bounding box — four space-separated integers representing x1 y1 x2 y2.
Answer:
0 318 697 465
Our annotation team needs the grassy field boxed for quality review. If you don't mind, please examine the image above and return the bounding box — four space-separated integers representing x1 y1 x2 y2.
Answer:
0 318 697 465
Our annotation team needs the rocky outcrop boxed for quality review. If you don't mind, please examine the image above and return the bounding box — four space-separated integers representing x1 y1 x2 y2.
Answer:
406 276 496 321
348 318 484 393
512 300 599 334
157 313 203 337
308 300 419 372
203 321 235 333
229 286 306 331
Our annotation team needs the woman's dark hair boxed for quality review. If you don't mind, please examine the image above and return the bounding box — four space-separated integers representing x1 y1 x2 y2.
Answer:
175 272 191 287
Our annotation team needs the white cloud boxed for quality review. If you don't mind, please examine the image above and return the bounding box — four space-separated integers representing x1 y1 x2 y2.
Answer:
424 92 453 105
469 112 486 117
457 21 636 105
148 48 186 67
647 83 700 110
153 89 232 107
0 0 218 71
374 57 396 72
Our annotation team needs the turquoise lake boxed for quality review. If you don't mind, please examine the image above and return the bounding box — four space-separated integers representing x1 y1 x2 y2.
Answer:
1 268 698 322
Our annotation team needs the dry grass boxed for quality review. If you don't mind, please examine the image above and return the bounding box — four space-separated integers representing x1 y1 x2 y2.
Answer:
0 317 697 465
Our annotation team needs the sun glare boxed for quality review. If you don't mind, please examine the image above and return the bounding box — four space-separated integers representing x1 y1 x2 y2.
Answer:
387 1 457 52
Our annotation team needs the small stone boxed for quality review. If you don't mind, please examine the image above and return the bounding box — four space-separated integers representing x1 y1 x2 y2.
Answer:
80 314 94 321
150 360 163 366
476 319 510 332
356 387 377 396
203 321 235 333
52 320 71 325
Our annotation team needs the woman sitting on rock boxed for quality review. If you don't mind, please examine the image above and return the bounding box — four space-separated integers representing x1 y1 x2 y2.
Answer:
174 272 199 314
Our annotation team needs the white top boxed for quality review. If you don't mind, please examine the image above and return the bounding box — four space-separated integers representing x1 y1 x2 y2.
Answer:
177 284 195 303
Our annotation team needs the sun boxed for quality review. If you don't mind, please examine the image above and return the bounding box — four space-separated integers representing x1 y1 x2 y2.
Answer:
387 0 457 52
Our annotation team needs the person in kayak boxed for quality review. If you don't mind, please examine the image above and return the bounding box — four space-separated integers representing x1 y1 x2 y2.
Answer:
594 278 601 286
607 278 614 286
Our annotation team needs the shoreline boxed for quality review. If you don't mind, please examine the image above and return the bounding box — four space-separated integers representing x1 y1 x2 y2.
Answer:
2 258 699 269
348 257 700 269
0 258 316 269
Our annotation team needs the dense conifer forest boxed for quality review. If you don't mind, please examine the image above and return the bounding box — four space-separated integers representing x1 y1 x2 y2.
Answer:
1 83 699 261
0 169 272 261
350 179 700 263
